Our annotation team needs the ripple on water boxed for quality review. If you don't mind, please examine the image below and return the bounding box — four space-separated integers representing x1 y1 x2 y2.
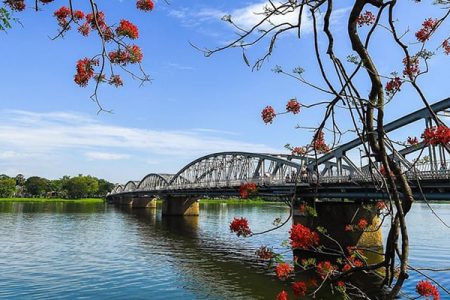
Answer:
0 202 449 299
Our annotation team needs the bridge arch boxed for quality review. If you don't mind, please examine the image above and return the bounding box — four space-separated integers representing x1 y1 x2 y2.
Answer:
168 151 304 188
112 184 124 194
123 181 139 193
137 173 172 190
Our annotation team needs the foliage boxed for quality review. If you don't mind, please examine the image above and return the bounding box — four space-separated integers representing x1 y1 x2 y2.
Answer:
24 176 50 197
0 177 16 197
63 175 99 199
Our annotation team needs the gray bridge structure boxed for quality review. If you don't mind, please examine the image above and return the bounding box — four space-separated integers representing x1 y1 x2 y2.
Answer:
107 98 450 214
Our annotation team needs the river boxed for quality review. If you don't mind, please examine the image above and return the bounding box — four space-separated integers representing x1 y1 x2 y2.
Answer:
0 201 448 299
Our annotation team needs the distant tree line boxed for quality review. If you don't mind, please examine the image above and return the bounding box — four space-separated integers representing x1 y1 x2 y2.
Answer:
0 174 115 199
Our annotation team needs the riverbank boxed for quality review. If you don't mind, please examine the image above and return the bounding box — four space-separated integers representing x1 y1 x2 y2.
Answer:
0 198 104 203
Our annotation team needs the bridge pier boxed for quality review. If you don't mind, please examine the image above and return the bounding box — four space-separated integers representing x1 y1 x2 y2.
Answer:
130 197 158 208
162 196 199 216
293 201 384 266
118 196 133 206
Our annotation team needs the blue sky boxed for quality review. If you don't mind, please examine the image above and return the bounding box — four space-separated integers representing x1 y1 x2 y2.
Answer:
0 1 448 183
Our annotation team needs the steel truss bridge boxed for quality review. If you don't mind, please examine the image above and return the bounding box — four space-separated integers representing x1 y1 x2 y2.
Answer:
107 98 450 201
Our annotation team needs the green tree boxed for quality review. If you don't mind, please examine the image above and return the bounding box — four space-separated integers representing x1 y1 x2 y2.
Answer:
97 179 115 197
0 177 16 197
64 175 99 198
24 176 49 197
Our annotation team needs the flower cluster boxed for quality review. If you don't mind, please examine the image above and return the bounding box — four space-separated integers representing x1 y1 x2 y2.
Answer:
136 0 154 11
109 45 143 65
276 290 289 300
262 106 276 124
85 11 114 41
403 56 420 77
239 182 257 199
357 218 368 230
289 223 320 249
415 18 437 43
342 256 364 272
275 263 293 280
286 99 301 114
109 75 123 87
316 261 336 279
313 131 330 153
116 19 139 39
54 6 84 29
422 125 450 146
356 11 375 27
229 217 252 237
255 246 274 260
74 58 99 87
443 40 450 55
416 280 440 300
291 146 306 156
385 77 402 97
4 0 25 11
292 281 307 297
407 136 419 145
376 200 387 210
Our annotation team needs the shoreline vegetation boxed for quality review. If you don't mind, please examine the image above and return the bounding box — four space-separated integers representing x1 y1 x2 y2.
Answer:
0 198 104 203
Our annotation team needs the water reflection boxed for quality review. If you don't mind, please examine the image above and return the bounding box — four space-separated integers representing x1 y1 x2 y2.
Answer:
0 202 448 299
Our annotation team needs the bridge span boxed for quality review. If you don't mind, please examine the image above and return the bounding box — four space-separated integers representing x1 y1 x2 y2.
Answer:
107 98 450 214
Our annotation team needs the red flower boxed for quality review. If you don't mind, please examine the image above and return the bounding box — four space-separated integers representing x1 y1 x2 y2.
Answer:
255 246 274 260
286 99 301 114
78 23 90 36
229 217 252 237
416 280 440 300
443 40 450 55
136 0 154 11
385 77 402 97
109 75 123 87
407 136 419 145
403 56 420 77
54 6 71 27
74 58 99 87
316 261 335 279
127 44 143 63
4 0 25 11
262 106 276 124
116 19 139 39
275 263 293 280
292 146 306 156
289 223 320 249
40 0 54 4
356 11 375 27
313 130 330 153
376 201 386 210
415 18 437 43
292 281 307 297
276 290 289 300
239 182 257 199
342 264 352 272
422 125 450 146
357 218 368 230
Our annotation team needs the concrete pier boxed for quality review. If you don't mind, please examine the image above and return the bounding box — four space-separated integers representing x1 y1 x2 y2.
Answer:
162 196 199 216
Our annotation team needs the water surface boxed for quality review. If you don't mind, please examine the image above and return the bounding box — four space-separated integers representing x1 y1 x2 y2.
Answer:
0 201 448 299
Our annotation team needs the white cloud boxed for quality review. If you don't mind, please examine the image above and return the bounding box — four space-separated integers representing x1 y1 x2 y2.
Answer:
84 152 131 161
169 2 348 36
0 109 279 159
